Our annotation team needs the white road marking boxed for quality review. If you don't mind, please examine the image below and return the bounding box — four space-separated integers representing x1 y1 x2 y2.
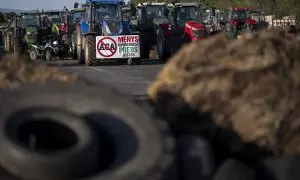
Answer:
86 66 104 72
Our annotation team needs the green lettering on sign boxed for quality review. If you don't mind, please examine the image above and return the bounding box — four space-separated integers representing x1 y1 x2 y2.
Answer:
119 46 138 53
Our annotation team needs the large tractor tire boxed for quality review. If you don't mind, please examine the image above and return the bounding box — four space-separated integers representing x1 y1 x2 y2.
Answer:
6 34 13 52
13 38 24 56
157 28 170 62
76 29 84 64
84 35 97 66
71 34 77 59
3 32 7 52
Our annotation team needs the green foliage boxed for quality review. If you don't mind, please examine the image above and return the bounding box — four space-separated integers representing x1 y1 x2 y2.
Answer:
129 0 300 20
0 12 16 23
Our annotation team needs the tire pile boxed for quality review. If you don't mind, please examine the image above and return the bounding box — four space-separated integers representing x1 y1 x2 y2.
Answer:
0 28 298 180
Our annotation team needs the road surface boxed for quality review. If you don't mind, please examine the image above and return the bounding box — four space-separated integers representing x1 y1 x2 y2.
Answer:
48 59 164 98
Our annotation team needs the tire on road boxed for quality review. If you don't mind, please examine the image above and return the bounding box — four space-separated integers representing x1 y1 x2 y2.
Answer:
3 32 7 52
157 28 170 62
76 29 84 64
71 34 77 59
29 49 38 61
0 81 176 180
84 35 97 66
13 38 24 56
0 106 99 180
6 34 13 52
45 49 53 61
127 58 142 65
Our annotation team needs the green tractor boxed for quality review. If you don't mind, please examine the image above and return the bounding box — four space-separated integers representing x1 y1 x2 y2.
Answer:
21 12 41 51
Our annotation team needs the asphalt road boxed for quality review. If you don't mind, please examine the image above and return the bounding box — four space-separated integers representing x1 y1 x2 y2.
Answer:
47 59 164 98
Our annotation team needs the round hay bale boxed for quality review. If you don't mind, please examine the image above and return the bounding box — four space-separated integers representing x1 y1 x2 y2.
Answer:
148 28 300 157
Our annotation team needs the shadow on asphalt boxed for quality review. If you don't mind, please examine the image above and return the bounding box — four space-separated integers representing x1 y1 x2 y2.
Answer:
47 59 165 67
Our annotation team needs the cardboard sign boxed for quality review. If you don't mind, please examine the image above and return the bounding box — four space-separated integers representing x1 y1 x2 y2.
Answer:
96 35 140 59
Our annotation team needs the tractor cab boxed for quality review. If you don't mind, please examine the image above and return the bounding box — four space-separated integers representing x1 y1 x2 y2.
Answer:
70 7 86 33
137 2 169 26
156 2 207 61
80 0 126 35
43 10 66 34
226 7 256 32
167 3 207 41
21 12 41 47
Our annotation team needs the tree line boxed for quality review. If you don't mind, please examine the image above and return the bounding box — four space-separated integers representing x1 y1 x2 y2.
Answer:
130 0 300 22
0 12 16 23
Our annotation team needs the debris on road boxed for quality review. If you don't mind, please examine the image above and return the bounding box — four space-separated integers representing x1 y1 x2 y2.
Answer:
0 54 78 88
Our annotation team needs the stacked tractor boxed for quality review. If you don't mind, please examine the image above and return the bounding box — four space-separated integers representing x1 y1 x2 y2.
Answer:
202 6 227 33
156 2 208 61
135 2 169 59
134 2 209 62
225 7 257 39
75 0 142 66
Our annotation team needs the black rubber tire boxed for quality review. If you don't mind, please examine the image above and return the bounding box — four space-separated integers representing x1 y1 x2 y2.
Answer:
84 35 97 66
0 81 175 180
45 49 52 61
177 135 215 180
29 49 38 61
140 33 150 59
3 32 7 51
157 28 170 62
76 30 84 64
7 34 13 52
256 157 300 180
212 159 255 180
0 107 99 180
71 34 77 59
13 38 24 56
127 58 142 65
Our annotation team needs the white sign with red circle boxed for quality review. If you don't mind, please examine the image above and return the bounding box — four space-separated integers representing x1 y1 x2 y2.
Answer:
96 35 140 59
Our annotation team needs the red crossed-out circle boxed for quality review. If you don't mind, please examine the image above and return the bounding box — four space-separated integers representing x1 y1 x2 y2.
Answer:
97 37 117 57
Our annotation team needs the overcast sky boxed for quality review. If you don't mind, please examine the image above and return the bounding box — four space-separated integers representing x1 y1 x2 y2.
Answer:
2 0 86 10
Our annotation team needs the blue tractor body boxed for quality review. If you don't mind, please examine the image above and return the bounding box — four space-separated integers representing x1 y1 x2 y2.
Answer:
76 0 141 65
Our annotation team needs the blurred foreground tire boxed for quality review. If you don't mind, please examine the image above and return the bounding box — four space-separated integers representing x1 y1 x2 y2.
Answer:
256 157 300 180
212 159 255 180
177 135 215 180
0 81 175 180
0 107 99 180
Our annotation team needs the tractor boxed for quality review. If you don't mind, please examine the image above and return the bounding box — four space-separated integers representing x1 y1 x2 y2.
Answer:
42 10 68 42
225 7 257 39
21 12 41 52
202 7 228 32
248 10 267 30
156 2 208 61
135 2 169 59
76 0 141 66
3 14 26 55
70 5 87 59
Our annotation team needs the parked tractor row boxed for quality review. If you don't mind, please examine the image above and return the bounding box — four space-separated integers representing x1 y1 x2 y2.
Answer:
1 1 264 65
